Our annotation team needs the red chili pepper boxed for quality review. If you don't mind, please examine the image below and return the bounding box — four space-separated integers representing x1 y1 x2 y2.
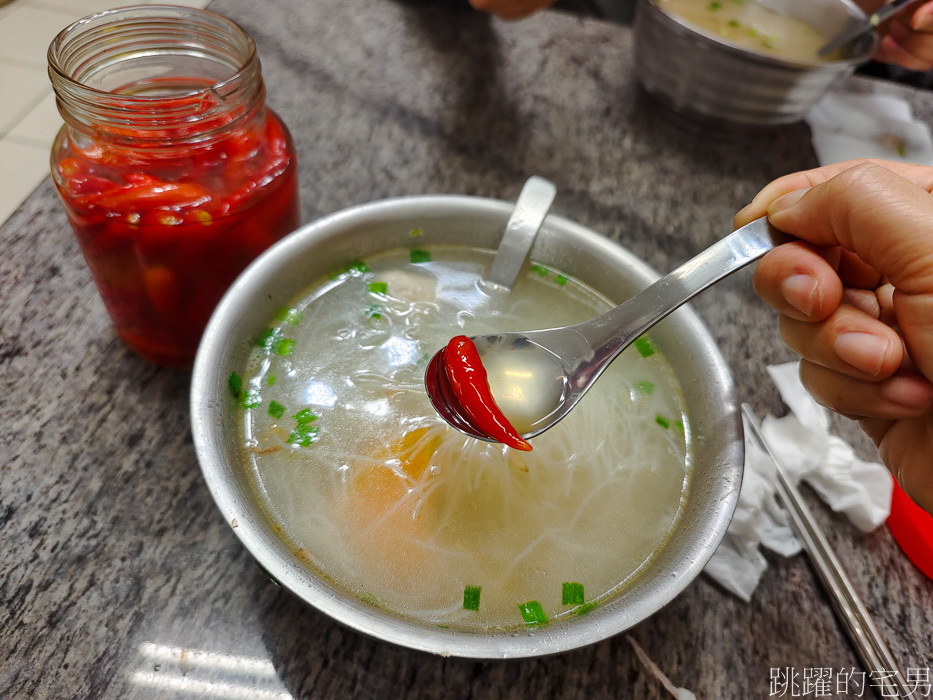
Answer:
442 335 532 451
78 181 212 211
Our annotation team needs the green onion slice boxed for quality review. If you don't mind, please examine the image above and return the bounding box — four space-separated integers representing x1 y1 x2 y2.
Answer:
273 337 295 357
256 327 284 350
634 336 655 358
242 388 261 410
463 585 481 611
293 408 317 425
288 424 319 447
228 371 243 399
518 600 549 626
562 582 585 606
329 260 371 279
274 307 303 325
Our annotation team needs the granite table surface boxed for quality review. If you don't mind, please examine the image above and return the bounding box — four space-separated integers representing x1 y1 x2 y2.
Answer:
1 0 931 698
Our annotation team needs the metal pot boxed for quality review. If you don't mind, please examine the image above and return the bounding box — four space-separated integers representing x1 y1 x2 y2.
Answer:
633 0 876 127
190 196 743 658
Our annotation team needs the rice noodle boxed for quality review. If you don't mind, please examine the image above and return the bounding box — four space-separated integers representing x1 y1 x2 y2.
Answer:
241 246 691 630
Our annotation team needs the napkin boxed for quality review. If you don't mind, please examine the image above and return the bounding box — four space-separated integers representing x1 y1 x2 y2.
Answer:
805 91 933 167
703 361 893 601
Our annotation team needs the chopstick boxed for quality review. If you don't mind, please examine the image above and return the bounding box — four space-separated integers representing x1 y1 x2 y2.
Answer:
740 405 912 699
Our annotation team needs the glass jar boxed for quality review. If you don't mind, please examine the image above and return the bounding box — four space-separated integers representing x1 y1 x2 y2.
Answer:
48 6 300 367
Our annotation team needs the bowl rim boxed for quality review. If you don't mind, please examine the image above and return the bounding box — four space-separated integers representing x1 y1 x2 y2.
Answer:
636 0 877 69
190 194 744 658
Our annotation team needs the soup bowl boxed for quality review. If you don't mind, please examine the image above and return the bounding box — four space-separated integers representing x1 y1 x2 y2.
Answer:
190 195 743 658
633 0 876 128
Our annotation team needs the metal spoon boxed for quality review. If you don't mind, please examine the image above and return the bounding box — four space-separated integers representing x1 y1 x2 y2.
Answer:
818 0 921 57
426 216 790 442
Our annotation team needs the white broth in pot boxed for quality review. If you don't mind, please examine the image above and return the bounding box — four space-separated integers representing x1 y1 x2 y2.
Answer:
659 0 836 63
235 246 692 631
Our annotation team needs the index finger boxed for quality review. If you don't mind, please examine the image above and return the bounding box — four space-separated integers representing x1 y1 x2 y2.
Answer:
734 159 933 228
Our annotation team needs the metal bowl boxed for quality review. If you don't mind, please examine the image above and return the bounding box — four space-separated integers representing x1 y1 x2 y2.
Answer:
633 0 876 127
190 196 743 658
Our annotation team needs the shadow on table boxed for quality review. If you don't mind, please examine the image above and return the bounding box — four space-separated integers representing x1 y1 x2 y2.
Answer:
251 572 716 700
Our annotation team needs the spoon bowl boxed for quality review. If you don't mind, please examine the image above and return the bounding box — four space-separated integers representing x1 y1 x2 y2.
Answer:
427 217 789 443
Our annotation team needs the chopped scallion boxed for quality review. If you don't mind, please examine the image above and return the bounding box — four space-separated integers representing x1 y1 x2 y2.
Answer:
409 227 424 237
555 275 568 286
463 585 482 611
361 594 380 607
288 423 319 447
708 1 721 9
518 600 549 626
228 371 243 399
368 282 388 295
634 336 655 358
675 419 685 434
365 302 383 319
562 582 585 606
267 374 277 387
656 414 670 429
256 327 284 350
728 19 740 27
531 264 549 277
410 249 431 264
268 400 286 419
274 307 303 325
293 408 317 425
575 601 598 616
242 388 261 410
634 381 654 395
273 337 295 357
328 260 370 279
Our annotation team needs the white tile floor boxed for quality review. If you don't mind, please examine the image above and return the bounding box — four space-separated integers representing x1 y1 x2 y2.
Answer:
0 0 210 226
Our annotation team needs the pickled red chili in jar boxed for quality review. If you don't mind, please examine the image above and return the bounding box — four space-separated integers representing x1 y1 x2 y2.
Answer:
48 6 299 367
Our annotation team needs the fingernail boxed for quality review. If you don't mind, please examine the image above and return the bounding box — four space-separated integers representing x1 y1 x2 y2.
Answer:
835 332 890 377
914 12 933 31
881 375 933 410
782 274 819 316
767 188 809 215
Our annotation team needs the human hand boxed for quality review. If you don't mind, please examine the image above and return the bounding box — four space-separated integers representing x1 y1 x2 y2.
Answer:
735 160 933 513
468 0 557 20
860 0 933 71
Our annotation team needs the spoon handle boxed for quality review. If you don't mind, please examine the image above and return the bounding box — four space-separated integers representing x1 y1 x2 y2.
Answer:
485 177 557 292
572 217 789 373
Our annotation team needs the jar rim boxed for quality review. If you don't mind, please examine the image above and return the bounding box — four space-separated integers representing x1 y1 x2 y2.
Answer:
48 4 264 145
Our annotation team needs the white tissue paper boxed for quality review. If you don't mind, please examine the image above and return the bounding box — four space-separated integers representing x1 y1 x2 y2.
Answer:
703 361 893 601
806 92 933 167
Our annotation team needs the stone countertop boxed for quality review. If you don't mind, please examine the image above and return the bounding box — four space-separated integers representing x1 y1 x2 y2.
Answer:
1 1 931 697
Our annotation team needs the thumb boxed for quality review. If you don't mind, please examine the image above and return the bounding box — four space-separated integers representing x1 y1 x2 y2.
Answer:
766 162 933 381
912 1 933 31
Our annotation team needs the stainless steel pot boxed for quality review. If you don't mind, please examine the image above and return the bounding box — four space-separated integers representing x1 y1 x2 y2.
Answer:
190 196 743 658
633 0 876 127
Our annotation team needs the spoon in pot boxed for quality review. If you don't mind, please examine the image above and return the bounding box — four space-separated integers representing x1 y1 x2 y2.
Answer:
426 216 790 444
